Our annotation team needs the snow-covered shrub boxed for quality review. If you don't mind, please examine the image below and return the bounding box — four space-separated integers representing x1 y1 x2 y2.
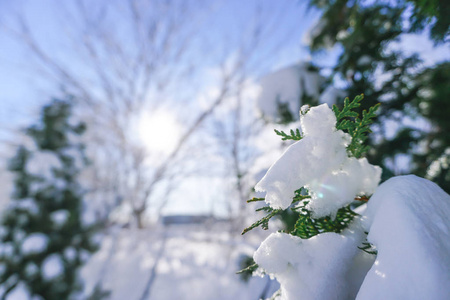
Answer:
0 100 99 299
241 95 450 299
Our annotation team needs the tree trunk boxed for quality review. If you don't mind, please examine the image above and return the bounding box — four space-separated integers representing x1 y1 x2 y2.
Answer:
134 208 145 229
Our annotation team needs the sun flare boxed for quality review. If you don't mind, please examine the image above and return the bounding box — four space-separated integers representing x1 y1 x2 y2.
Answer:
138 110 180 154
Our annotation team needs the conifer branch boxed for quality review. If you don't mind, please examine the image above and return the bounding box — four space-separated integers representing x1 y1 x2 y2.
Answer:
292 189 311 204
243 96 381 274
255 206 273 212
355 195 370 202
292 201 358 239
358 235 378 255
247 197 265 203
241 207 282 235
333 94 380 158
243 189 309 235
274 128 302 141
236 263 259 275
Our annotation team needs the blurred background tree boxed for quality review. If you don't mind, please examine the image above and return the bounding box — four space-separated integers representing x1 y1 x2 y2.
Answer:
306 0 450 191
0 99 99 299
0 0 317 229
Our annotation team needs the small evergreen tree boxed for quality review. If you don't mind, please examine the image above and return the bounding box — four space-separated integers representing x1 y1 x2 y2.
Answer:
0 99 98 299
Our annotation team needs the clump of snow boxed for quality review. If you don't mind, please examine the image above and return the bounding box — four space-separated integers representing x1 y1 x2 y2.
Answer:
255 104 381 217
303 18 328 47
26 151 61 179
358 175 450 300
0 243 14 257
42 254 64 280
21 233 49 255
50 210 70 226
306 157 381 218
79 249 91 263
64 247 77 261
257 62 324 121
254 219 369 300
8 198 39 215
357 55 372 66
24 262 39 277
13 230 25 243
4 282 31 300
253 176 450 300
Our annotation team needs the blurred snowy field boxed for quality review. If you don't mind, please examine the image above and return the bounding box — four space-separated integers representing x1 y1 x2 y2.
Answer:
81 224 277 300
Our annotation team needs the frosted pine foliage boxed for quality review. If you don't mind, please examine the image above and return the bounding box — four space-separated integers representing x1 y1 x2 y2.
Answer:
255 104 381 217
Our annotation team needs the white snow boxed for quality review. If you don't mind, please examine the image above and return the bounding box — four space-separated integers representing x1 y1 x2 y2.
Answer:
254 219 371 300
50 210 70 226
13 230 25 243
81 225 276 300
8 198 39 215
357 55 372 66
26 151 61 179
4 283 30 300
303 18 328 47
24 263 39 277
21 233 49 255
255 104 381 217
0 242 14 257
255 174 450 300
64 247 77 261
42 254 64 280
358 175 450 300
257 62 324 121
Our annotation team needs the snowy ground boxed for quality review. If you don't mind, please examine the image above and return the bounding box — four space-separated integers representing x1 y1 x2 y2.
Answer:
81 223 278 300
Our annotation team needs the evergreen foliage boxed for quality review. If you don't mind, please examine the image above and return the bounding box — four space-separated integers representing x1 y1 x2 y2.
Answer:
242 189 310 235
412 62 450 192
291 202 357 239
333 94 380 158
239 97 379 277
405 0 449 43
242 96 378 237
308 0 450 192
0 99 98 299
274 128 302 141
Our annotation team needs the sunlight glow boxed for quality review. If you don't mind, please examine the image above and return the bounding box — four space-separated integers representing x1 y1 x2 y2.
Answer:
138 110 181 155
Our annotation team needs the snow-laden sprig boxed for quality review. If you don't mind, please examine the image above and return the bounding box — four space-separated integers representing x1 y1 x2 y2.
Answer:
242 189 310 235
242 95 381 235
239 96 381 284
